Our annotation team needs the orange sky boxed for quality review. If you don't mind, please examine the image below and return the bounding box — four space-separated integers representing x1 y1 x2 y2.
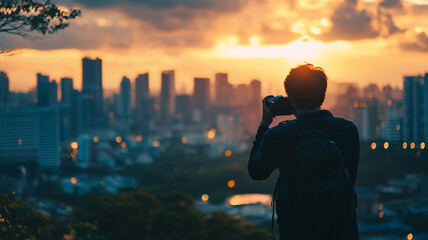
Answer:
1 0 428 95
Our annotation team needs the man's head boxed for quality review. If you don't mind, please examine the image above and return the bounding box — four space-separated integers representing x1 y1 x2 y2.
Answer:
284 63 327 111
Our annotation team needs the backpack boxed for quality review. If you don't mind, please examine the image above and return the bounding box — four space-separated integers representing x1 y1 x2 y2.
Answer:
271 123 356 240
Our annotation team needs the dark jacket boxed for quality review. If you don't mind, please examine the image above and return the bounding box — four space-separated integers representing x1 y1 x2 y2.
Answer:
248 110 359 240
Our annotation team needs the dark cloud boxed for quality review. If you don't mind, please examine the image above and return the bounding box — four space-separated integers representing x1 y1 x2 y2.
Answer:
411 5 428 15
0 20 134 50
379 0 402 9
318 0 379 41
400 32 428 52
317 0 403 41
65 0 248 11
62 0 249 31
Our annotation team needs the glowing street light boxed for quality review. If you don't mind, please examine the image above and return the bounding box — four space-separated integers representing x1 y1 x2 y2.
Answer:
371 142 376 150
227 180 236 188
71 141 78 149
93 136 99 143
115 136 122 143
70 177 77 184
225 150 232 157
181 137 188 144
201 194 209 202
207 129 216 139
403 142 408 149
384 142 389 149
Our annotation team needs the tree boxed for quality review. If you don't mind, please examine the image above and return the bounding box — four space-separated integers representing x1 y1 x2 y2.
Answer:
0 193 67 240
0 0 80 37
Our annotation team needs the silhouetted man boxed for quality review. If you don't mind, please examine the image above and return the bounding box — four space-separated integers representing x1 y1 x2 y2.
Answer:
248 64 359 240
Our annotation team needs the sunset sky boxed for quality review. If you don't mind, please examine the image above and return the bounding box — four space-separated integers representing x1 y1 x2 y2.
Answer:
1 0 428 95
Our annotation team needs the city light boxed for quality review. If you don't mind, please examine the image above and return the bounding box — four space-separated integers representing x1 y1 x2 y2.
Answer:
93 136 99 143
371 142 376 150
153 104 160 111
410 142 416 149
181 137 188 144
207 129 216 139
109 112 114 119
378 203 383 210
70 141 78 149
115 136 122 143
225 150 232 157
384 142 389 149
421 142 426 150
403 142 408 149
407 233 413 240
378 211 384 218
227 180 236 188
121 142 127 148
153 140 160 147
396 124 401 131
136 135 143 142
201 194 209 202
18 139 23 145
70 177 77 184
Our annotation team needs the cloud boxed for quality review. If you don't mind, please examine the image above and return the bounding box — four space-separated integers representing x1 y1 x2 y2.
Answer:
379 0 402 9
400 32 428 52
318 0 379 41
411 4 428 15
316 0 403 41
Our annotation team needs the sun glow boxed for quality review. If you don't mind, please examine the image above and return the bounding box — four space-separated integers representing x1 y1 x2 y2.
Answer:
215 37 327 61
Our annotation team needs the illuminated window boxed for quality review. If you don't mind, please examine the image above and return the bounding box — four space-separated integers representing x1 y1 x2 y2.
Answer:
396 124 401 131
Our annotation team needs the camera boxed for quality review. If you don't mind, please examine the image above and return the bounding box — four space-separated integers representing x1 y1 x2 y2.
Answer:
266 95 296 116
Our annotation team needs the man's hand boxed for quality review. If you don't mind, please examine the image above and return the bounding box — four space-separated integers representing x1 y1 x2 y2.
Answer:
260 95 274 128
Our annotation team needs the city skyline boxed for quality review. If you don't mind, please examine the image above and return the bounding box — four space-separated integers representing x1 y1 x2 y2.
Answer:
2 0 428 93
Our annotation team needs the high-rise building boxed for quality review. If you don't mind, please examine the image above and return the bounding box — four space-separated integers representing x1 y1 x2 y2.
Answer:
250 79 262 104
119 76 132 124
352 99 379 141
160 70 175 121
49 80 58 105
82 57 104 125
383 110 402 142
135 73 149 119
37 73 50 106
175 95 191 123
0 107 60 170
38 107 60 170
215 73 232 107
61 78 73 104
0 108 38 163
193 77 210 112
0 72 9 107
403 76 425 143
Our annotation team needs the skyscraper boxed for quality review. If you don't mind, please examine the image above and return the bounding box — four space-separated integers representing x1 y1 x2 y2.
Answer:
215 73 232 107
49 80 58 105
38 107 60 170
160 70 175 121
193 77 210 112
61 78 73 104
0 72 9 107
250 79 261 104
135 73 149 119
403 76 425 143
82 57 103 121
119 76 132 124
37 73 50 106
